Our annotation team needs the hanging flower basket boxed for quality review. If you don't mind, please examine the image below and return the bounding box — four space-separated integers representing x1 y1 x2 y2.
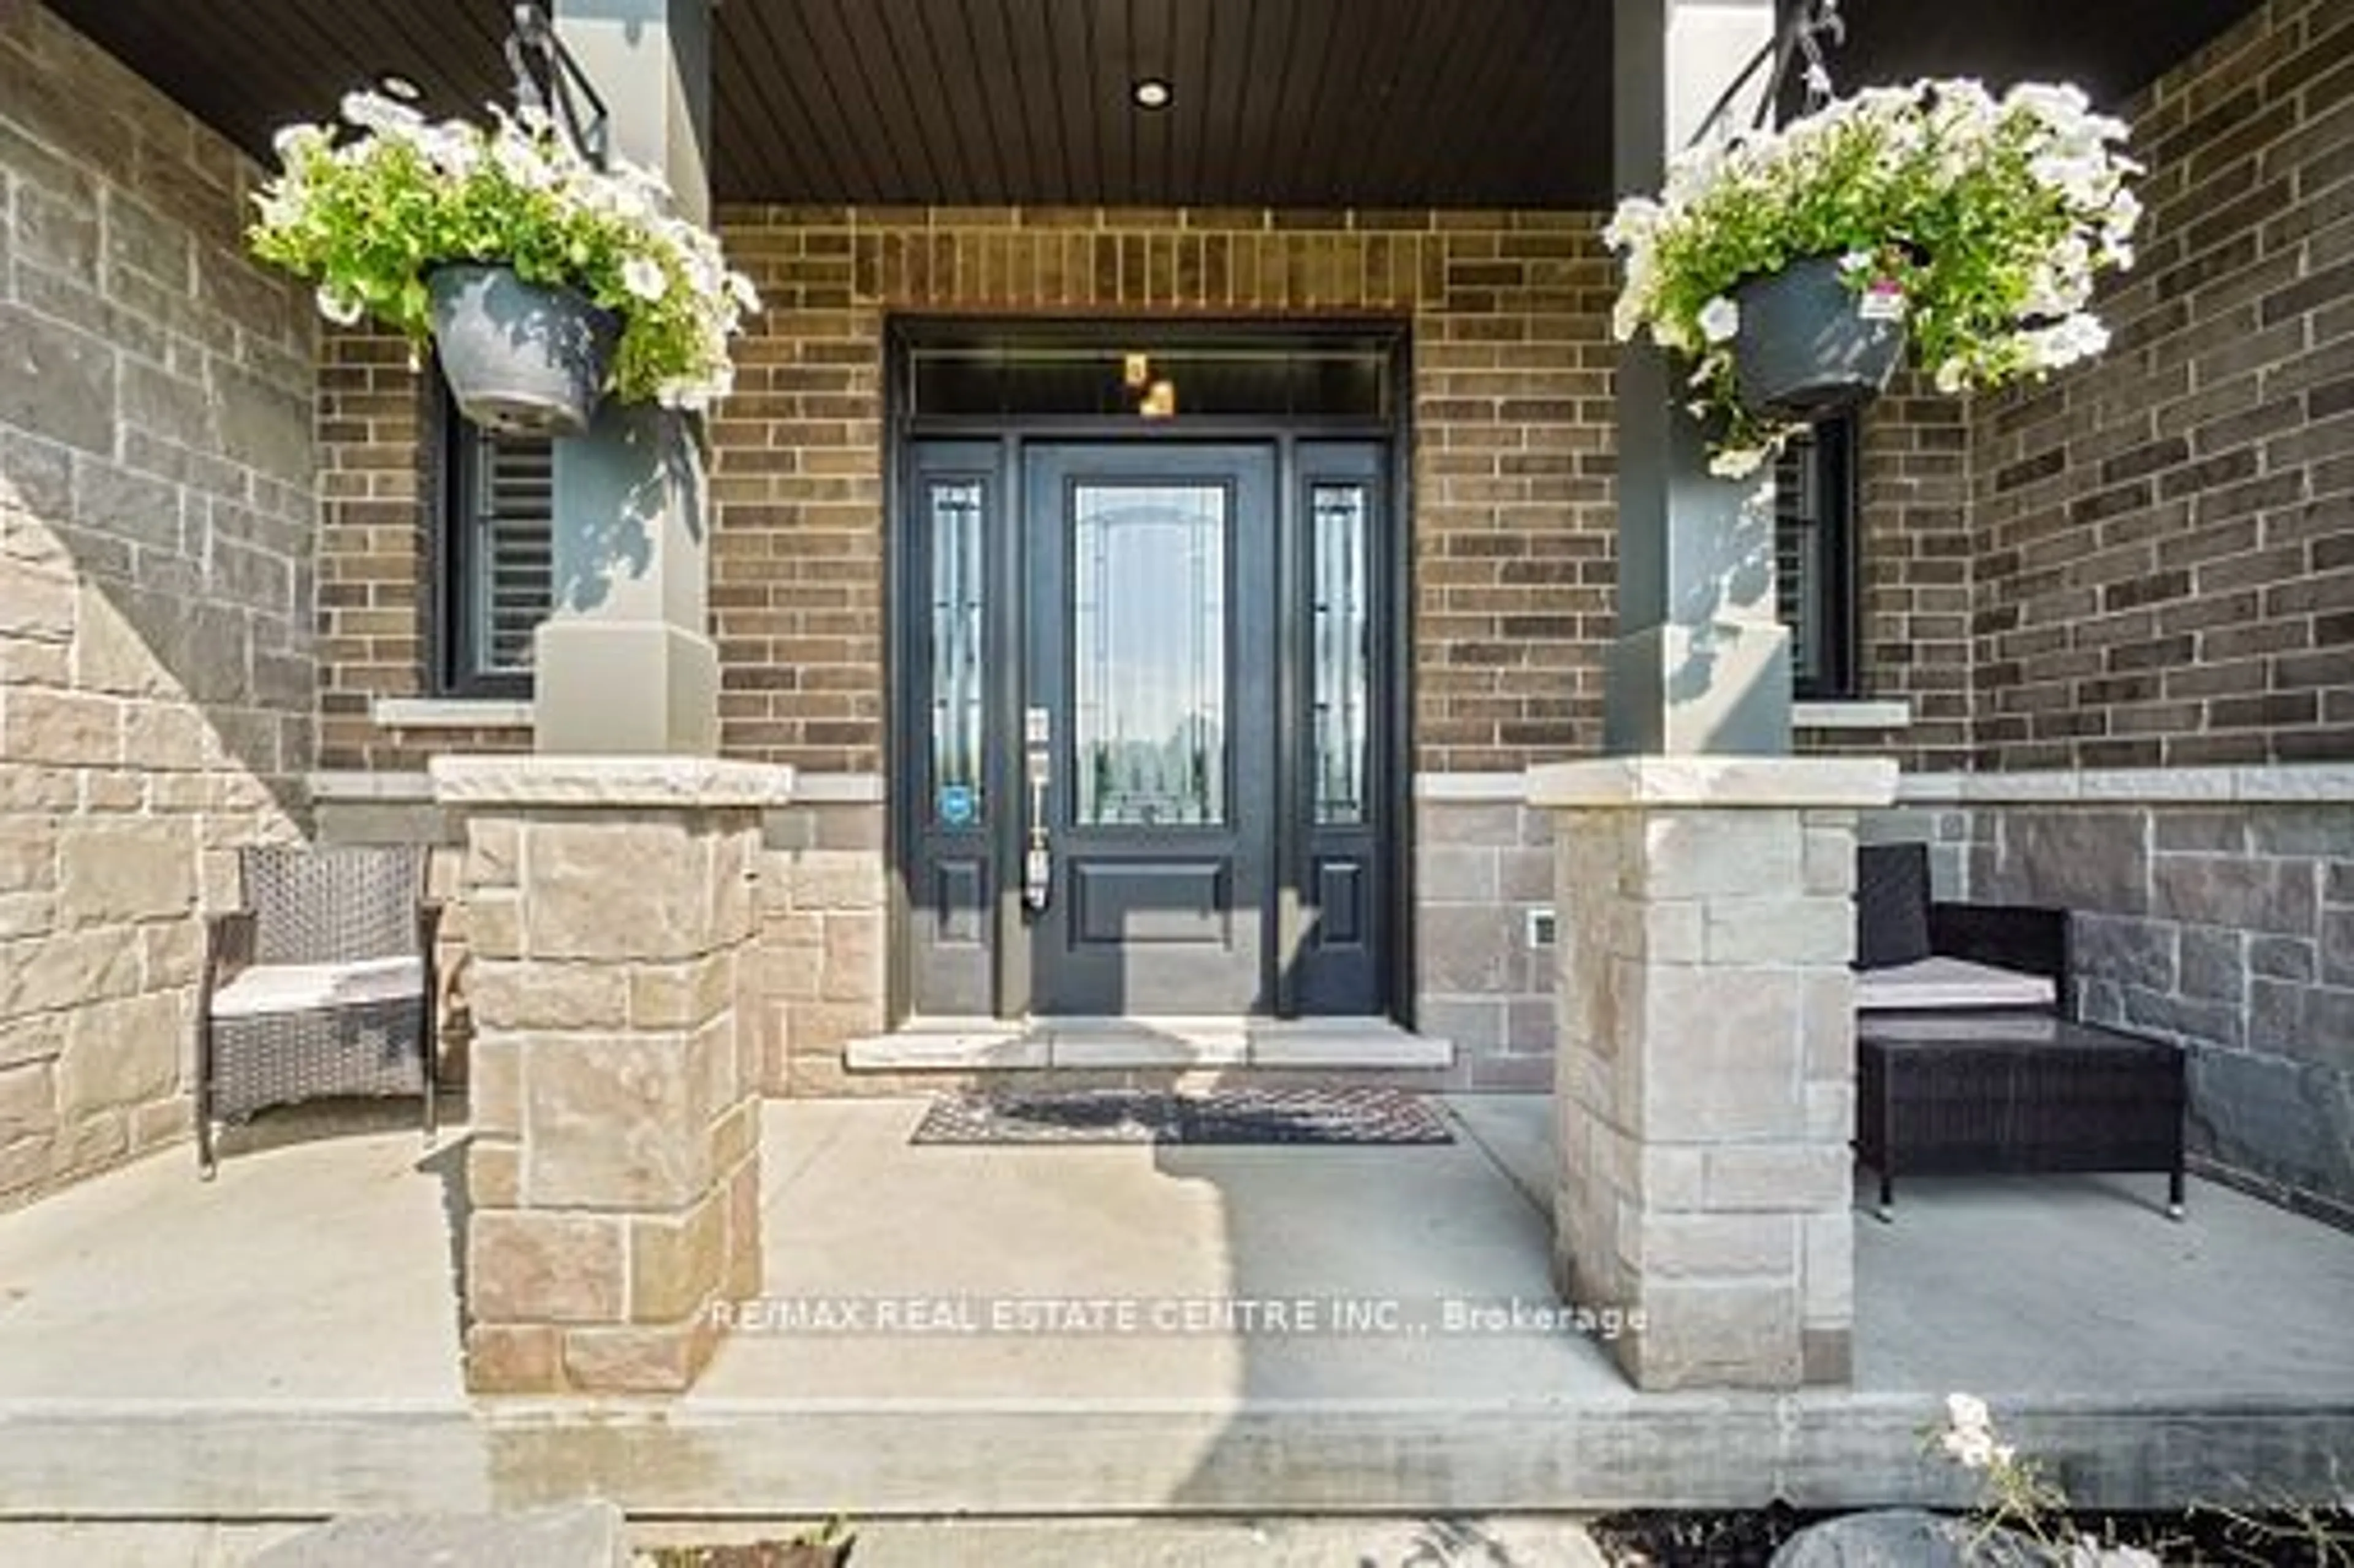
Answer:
1728 253 1906 422
248 93 760 421
1605 79 2143 478
426 264 618 438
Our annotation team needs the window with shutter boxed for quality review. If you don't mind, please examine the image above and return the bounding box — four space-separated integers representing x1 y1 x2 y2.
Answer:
441 391 555 691
1772 416 1858 701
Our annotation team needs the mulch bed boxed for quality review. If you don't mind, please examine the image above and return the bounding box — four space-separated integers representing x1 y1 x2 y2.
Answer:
1591 1506 2353 1566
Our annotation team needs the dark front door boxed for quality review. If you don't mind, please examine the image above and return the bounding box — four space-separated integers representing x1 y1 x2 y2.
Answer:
900 432 1391 1022
1025 444 1276 1014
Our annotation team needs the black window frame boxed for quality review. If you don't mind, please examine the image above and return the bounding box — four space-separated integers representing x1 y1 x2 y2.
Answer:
431 381 554 699
1775 413 1860 702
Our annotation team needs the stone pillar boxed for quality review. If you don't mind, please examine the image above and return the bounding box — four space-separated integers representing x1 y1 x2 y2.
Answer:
1530 757 1895 1390
1607 0 1791 755
430 756 792 1395
536 0 719 755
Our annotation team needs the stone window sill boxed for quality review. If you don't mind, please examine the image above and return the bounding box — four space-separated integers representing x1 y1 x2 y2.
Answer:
1793 700 1912 731
372 697 535 729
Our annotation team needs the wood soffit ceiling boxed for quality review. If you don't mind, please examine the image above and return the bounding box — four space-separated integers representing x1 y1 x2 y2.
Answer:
45 0 2265 211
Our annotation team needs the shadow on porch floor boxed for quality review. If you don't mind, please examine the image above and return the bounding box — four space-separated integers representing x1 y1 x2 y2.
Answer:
0 1095 2346 1516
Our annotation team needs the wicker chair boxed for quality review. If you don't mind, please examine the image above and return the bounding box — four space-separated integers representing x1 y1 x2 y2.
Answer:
194 845 440 1177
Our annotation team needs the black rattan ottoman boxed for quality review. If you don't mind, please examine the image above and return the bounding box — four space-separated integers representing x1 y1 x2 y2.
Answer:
1856 1011 2186 1221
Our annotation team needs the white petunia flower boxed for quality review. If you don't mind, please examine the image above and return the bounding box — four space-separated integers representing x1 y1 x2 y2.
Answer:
1697 295 1740 344
338 91 423 136
1708 444 1767 480
622 255 668 303
314 284 364 327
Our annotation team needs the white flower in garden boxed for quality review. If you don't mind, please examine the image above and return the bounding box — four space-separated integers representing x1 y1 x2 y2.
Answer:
1933 357 1970 395
1935 1390 2025 1471
622 255 668 303
1697 296 1741 344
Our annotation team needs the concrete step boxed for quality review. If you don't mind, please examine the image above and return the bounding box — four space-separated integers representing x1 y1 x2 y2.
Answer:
845 1016 1455 1072
638 1516 1606 1566
0 1515 1607 1567
247 1501 627 1567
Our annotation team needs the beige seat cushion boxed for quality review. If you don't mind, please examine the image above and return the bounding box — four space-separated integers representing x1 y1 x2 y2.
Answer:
1854 956 2056 1013
208 956 424 1020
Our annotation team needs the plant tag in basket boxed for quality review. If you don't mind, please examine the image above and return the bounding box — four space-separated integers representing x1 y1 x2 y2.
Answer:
1857 278 1908 322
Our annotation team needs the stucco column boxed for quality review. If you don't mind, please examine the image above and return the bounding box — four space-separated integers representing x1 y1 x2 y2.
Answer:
1531 758 1895 1390
1606 0 1791 755
432 756 791 1395
535 0 719 755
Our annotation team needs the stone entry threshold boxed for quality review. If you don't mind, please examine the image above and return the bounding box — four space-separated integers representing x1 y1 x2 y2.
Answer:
844 1016 1454 1072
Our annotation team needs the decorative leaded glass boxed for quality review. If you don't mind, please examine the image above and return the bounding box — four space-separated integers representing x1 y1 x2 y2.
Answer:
1311 482 1371 824
929 480 985 820
1072 484 1227 826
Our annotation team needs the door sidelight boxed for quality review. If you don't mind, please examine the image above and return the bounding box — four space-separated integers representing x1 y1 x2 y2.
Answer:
1023 706 1052 912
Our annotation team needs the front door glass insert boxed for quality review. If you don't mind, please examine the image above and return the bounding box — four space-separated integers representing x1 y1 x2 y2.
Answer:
1311 481 1371 824
928 479 986 812
1070 483 1228 827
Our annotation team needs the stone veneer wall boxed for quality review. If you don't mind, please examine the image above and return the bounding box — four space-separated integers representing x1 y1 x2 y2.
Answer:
752 792 886 1095
1414 793 1556 1088
1970 0 2353 770
0 4 314 1206
1953 782 2350 1222
444 761 769 1393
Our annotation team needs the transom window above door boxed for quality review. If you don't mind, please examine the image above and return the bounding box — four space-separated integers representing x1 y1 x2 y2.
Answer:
899 331 1398 422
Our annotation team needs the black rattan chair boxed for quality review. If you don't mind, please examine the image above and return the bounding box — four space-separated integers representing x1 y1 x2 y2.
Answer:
194 845 440 1177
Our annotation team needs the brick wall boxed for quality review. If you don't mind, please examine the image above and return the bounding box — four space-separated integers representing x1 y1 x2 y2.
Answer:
319 205 1983 780
0 4 314 1205
313 209 1627 775
1970 0 2354 770
314 331 533 770
709 205 1620 776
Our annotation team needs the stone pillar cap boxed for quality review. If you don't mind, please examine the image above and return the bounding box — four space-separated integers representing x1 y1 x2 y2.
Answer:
1526 756 1898 810
429 755 796 809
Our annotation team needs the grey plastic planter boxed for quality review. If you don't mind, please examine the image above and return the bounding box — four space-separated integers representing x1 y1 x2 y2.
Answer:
1731 254 1906 422
425 264 617 438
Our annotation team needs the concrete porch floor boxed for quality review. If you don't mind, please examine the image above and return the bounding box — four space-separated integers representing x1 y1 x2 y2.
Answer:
0 1096 2348 1519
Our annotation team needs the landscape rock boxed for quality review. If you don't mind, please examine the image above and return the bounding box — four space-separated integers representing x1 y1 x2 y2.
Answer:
1770 1508 2047 1567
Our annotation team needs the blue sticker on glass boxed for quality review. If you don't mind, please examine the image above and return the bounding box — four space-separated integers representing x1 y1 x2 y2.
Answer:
939 785 978 827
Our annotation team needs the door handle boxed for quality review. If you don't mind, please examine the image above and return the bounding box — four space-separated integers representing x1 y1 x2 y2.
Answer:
1024 722 1052 913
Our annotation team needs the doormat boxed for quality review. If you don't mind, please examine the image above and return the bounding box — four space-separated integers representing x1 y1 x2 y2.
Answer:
910 1086 1454 1146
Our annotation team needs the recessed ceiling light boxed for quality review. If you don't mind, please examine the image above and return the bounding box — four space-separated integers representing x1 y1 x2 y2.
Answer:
1133 78 1172 110
375 72 424 103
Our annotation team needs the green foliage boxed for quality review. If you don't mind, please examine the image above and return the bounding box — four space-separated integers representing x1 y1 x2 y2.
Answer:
1608 80 2141 476
248 94 756 411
